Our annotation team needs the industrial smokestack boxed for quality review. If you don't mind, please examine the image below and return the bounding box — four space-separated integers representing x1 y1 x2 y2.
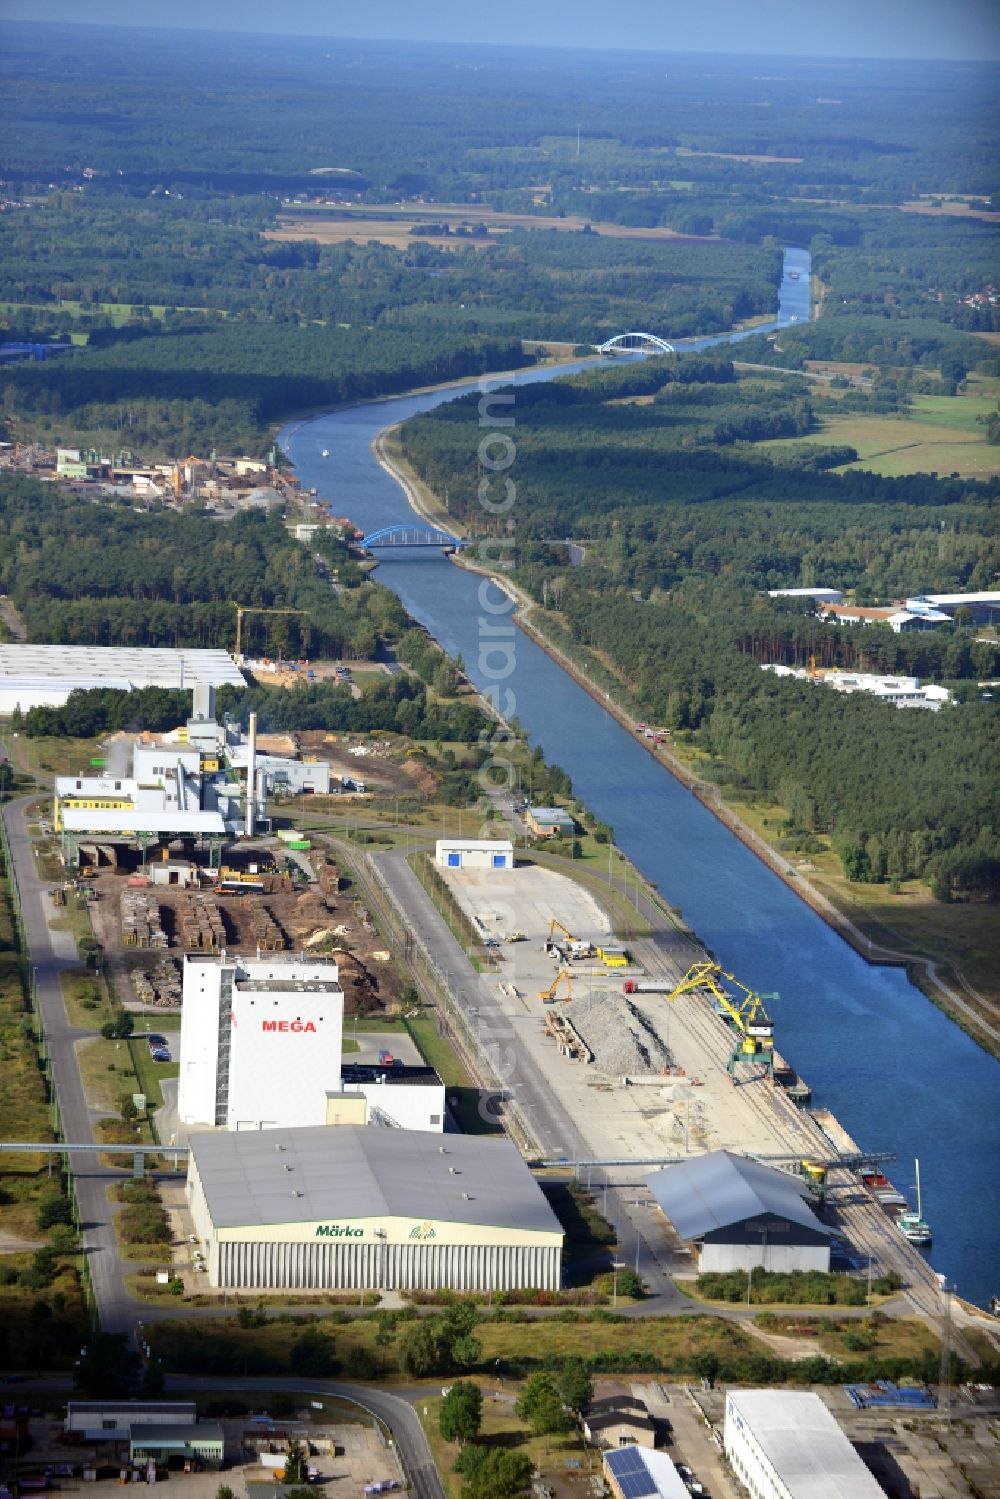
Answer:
246 712 257 837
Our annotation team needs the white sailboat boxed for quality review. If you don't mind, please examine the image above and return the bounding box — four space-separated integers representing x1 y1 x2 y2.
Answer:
897 1158 932 1246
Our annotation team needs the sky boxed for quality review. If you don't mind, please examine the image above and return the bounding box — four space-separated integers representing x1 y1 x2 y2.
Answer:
3 0 1000 62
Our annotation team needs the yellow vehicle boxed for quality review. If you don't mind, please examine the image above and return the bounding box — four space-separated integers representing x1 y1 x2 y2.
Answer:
539 969 573 1004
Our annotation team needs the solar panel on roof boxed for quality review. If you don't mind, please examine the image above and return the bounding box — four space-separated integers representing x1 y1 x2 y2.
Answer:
606 1446 656 1498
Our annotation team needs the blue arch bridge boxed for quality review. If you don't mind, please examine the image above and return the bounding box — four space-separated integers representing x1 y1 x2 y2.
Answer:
360 523 468 549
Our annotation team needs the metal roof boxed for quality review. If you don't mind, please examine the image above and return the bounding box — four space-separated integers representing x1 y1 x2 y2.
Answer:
605 1446 689 1499
0 644 244 688
647 1150 831 1241
130 1425 224 1447
60 809 227 833
726 1390 884 1497
188 1124 563 1237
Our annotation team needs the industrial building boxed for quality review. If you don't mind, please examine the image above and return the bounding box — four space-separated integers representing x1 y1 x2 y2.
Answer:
337 1062 446 1133
65 1403 197 1440
603 1447 689 1499
906 590 1000 624
435 837 514 871
185 1124 564 1291
53 694 329 863
129 1426 224 1468
648 1151 832 1273
723 1389 884 1499
767 587 844 604
761 664 951 711
819 601 952 632
177 953 344 1131
0 644 244 716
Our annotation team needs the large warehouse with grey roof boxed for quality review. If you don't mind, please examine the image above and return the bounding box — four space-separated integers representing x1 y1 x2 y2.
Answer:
186 1124 563 1292
648 1149 832 1273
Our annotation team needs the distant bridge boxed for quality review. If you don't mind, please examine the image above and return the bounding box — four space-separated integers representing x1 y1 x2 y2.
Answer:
360 523 468 549
596 331 677 356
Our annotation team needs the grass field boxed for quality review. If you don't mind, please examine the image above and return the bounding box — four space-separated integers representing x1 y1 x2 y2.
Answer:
757 377 999 478
0 299 218 326
419 1389 595 1499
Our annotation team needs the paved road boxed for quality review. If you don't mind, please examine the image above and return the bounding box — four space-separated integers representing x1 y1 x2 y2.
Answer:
2 792 138 1335
366 843 692 1312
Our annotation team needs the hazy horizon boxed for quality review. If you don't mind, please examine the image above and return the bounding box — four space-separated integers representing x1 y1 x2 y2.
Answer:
3 1 999 63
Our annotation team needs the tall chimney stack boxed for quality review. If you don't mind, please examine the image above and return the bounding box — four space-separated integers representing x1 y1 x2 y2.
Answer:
246 712 257 837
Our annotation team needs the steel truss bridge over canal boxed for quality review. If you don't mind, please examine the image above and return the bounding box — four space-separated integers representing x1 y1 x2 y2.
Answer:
360 523 468 549
596 331 677 355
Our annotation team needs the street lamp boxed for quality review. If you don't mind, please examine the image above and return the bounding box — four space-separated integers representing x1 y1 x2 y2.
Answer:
612 1259 625 1310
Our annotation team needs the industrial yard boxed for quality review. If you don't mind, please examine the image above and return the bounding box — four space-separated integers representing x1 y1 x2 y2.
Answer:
435 856 972 1328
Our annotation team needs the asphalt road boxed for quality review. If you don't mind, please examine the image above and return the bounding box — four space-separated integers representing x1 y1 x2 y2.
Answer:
367 843 692 1311
2 792 138 1335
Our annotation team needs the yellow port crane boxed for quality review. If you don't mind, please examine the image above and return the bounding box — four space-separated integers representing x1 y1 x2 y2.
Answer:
232 603 309 665
666 960 776 1084
539 969 574 1005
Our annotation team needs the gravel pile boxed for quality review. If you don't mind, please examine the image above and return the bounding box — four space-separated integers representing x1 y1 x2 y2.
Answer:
557 990 673 1076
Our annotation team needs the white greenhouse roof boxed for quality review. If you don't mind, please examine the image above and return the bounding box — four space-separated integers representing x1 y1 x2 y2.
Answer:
726 1390 884 1497
0 644 244 689
188 1124 563 1237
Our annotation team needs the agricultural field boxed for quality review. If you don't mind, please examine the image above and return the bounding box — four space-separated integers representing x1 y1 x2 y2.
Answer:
756 377 1000 478
265 202 716 250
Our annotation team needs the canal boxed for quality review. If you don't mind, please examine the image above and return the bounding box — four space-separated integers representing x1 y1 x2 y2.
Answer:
282 250 999 1308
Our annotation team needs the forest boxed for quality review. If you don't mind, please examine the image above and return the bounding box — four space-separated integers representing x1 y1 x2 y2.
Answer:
20 676 489 747
400 357 1000 597
0 474 405 659
399 358 1000 900
2 24 997 460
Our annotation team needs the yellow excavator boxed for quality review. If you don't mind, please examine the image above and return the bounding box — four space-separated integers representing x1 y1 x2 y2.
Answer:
666 960 776 1083
539 969 574 1004
545 919 592 961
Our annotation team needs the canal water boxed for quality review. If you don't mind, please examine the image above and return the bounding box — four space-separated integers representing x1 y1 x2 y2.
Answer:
282 250 1000 1307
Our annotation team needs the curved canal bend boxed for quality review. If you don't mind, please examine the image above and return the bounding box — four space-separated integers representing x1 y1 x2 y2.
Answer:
283 251 1000 1308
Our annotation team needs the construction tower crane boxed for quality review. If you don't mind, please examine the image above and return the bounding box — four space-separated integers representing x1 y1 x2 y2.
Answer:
666 960 777 1084
232 603 309 665
539 969 574 1005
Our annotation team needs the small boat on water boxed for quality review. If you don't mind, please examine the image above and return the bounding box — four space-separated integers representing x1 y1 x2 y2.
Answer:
788 269 801 280
321 448 330 458
898 1158 932 1246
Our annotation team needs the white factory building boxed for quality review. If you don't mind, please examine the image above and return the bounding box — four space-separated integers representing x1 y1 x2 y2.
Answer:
185 1124 564 1292
0 644 244 716
761 664 952 711
177 953 345 1131
435 837 514 871
724 1390 884 1499
649 1151 832 1273
53 695 330 861
767 587 844 604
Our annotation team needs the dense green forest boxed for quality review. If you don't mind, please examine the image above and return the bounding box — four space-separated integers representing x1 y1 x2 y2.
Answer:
399 357 1000 900
2 25 995 203
400 357 1000 597
20 676 488 746
0 473 403 658
2 25 997 458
